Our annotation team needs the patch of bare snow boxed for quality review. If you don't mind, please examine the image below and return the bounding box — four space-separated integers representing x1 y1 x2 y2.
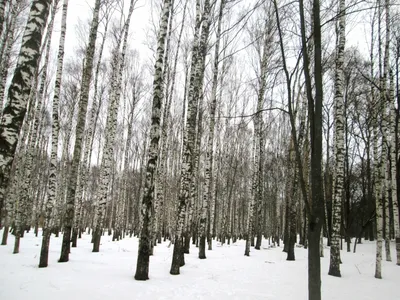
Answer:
0 229 398 300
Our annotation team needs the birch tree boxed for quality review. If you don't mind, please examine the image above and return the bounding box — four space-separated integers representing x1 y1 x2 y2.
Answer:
39 0 68 268
0 0 6 39
170 0 207 273
204 0 224 251
92 0 136 253
245 13 272 255
389 66 399 265
328 0 346 278
71 2 114 248
154 0 185 248
59 0 101 263
12 0 59 255
134 0 170 280
0 0 51 244
196 0 212 260
374 0 386 279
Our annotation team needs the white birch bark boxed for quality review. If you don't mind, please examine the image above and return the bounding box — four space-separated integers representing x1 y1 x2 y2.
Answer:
134 0 170 280
245 136 257 256
0 0 6 39
154 0 187 245
204 0 225 252
328 0 345 277
13 0 58 255
72 8 111 246
389 68 400 265
374 0 384 279
0 1 18 111
92 0 136 253
382 0 392 263
384 160 391 261
245 15 271 255
193 0 212 260
38 0 68 268
59 0 101 262
152 0 176 251
0 0 51 252
170 0 209 272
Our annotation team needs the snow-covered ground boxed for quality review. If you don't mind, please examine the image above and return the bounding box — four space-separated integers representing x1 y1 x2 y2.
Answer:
0 229 398 300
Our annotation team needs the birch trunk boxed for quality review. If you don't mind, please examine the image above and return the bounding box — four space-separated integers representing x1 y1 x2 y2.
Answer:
92 0 135 253
0 2 18 112
0 0 6 39
389 68 400 265
384 160 391 261
190 0 211 261
0 0 51 247
382 0 391 263
374 3 383 278
154 0 187 246
134 0 170 280
39 0 68 268
246 15 271 254
59 0 101 263
71 9 111 248
245 137 256 256
152 0 176 252
328 0 345 278
170 0 206 273
204 0 224 252
13 0 58 255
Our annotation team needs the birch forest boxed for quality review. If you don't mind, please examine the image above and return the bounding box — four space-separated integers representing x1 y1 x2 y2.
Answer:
0 0 399 299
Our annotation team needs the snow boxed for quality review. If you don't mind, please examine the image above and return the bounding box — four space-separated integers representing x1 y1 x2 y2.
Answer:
0 229 398 300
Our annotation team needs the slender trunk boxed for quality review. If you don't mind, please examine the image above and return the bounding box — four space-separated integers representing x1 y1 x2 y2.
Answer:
389 67 400 265
153 0 177 249
0 4 17 111
0 0 6 39
374 0 385 279
196 0 212 260
287 139 298 261
134 0 170 280
298 0 325 298
204 0 224 253
59 0 101 263
329 0 346 277
93 0 135 253
39 0 68 268
0 0 51 240
170 0 205 273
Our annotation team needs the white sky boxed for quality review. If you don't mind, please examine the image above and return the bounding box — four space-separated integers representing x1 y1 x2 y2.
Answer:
59 0 373 70
63 0 151 62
